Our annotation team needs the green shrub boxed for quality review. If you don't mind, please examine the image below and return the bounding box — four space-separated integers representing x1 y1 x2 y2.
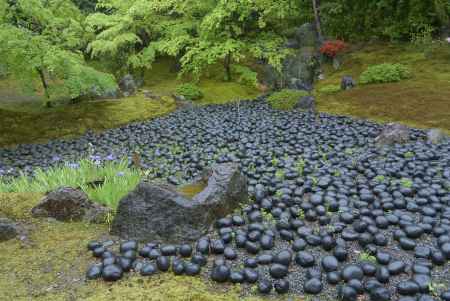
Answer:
359 63 411 84
318 84 341 94
231 65 258 88
267 89 309 110
175 83 203 101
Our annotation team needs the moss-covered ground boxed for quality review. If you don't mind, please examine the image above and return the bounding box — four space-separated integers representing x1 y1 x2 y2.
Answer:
0 193 295 301
315 43 450 133
0 58 259 147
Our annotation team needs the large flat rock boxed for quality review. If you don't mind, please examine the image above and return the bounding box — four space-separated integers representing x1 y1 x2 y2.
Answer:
111 163 248 243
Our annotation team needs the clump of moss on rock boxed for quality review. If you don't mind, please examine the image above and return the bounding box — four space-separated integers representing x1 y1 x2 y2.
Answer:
267 89 309 110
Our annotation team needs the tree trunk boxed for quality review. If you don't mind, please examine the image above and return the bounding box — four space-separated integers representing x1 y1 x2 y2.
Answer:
312 0 324 43
36 68 51 107
224 53 232 81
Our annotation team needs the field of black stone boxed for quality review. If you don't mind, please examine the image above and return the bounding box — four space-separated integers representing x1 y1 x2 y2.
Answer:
2 98 450 300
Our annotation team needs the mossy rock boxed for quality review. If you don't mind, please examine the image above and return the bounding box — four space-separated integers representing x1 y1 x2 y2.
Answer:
267 89 310 110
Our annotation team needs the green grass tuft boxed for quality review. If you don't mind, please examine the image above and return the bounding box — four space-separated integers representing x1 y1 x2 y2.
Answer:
0 158 141 208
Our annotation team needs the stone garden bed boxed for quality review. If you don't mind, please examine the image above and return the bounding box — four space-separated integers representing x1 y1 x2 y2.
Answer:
1 98 450 300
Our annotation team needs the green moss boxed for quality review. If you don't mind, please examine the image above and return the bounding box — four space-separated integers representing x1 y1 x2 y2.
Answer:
316 43 450 132
317 84 341 94
268 89 309 110
144 58 259 105
0 192 285 301
0 95 176 147
0 192 42 219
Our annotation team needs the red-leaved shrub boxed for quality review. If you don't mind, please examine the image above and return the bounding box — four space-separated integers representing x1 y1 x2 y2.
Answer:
320 40 347 58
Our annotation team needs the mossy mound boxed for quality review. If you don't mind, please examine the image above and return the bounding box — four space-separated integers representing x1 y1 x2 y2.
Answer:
315 43 450 132
0 193 286 301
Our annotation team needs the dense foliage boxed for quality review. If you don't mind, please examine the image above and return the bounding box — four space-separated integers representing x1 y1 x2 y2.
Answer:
359 63 411 84
320 0 450 41
0 0 448 106
0 0 117 106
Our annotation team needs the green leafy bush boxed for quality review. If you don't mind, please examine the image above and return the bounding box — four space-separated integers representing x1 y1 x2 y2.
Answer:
231 65 258 88
359 63 411 84
318 84 341 94
175 83 204 101
267 89 309 110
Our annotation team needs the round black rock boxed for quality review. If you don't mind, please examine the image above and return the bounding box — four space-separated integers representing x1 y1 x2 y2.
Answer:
102 264 123 281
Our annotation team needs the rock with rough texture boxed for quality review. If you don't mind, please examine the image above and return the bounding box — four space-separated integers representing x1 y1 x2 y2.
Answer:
31 187 111 223
341 76 356 90
71 85 119 102
0 218 19 242
427 128 447 144
118 74 138 97
143 90 161 100
375 123 410 145
111 163 248 243
294 95 315 111
261 23 320 91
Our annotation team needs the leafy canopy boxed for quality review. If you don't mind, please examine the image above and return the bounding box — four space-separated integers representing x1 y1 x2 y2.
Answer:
0 0 117 103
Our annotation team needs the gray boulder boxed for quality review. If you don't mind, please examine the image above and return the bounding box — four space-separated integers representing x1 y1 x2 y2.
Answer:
119 74 138 97
0 218 19 242
341 76 356 90
143 90 161 100
260 23 320 91
375 123 410 145
31 187 111 223
427 129 448 144
111 163 248 243
295 95 316 111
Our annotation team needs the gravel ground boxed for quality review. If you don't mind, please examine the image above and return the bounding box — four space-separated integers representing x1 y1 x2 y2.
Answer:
2 98 450 300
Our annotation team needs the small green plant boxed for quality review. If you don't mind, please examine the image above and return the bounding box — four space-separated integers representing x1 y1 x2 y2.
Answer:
296 157 306 176
360 63 411 84
333 169 341 177
275 189 283 198
267 89 309 110
359 252 376 263
428 281 447 297
297 209 305 219
105 211 115 231
400 177 413 188
175 83 203 100
271 157 279 166
275 169 285 180
318 84 341 94
375 175 386 182
260 209 275 226
404 151 414 158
